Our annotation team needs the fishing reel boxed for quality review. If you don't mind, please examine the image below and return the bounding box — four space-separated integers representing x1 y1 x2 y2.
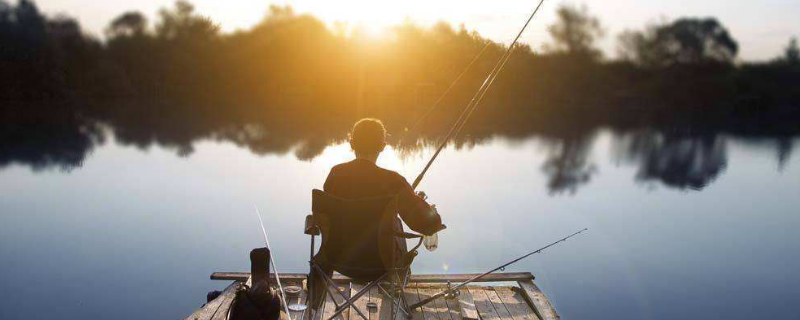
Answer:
443 281 461 300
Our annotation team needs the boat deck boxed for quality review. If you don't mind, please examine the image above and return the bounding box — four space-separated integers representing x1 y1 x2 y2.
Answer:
185 272 559 320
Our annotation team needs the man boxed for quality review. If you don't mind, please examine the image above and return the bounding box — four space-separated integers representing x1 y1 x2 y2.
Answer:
324 118 442 236
310 118 442 308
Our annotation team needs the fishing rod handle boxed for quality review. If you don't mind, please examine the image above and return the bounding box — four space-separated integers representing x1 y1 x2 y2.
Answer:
408 292 443 310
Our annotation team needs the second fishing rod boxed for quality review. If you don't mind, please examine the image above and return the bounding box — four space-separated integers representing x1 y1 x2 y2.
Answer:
411 0 549 190
407 228 588 310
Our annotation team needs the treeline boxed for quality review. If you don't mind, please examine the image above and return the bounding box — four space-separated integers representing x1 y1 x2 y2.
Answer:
1 0 799 168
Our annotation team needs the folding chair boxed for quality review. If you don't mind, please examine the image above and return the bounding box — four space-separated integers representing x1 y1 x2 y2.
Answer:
305 189 426 320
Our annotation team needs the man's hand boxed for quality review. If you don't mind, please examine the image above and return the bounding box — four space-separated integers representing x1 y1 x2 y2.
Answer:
416 191 428 201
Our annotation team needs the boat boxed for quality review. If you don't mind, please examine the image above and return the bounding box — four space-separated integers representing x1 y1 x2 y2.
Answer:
184 271 560 320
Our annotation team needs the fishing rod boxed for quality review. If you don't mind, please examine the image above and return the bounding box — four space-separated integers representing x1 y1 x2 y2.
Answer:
399 42 493 141
411 0 548 190
254 205 293 318
408 228 588 310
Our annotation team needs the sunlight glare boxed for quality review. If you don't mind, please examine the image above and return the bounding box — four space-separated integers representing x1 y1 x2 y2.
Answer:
312 142 405 174
313 142 353 171
307 0 404 38
377 145 405 172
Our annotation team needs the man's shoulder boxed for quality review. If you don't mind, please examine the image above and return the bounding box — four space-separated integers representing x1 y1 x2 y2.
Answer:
329 159 361 172
330 160 407 181
329 161 349 172
375 166 409 184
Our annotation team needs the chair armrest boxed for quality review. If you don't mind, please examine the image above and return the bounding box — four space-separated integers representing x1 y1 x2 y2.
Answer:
304 214 320 235
395 231 424 239
397 225 445 239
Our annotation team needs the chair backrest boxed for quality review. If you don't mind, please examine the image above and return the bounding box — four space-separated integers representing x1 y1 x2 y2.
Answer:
311 189 397 280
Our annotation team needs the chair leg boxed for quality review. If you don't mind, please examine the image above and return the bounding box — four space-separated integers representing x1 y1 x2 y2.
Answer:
398 269 413 319
325 274 389 320
379 284 410 320
324 285 341 309
378 268 414 320
311 264 355 313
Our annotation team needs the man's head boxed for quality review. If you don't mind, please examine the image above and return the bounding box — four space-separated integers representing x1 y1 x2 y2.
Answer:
349 118 387 159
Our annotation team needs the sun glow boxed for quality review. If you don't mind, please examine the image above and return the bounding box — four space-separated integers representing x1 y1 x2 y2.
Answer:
278 0 559 43
309 1 401 37
259 0 516 40
163 0 559 46
313 143 353 172
313 142 406 174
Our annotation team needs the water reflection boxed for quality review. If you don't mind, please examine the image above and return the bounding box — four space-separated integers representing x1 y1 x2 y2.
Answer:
615 130 728 190
0 104 102 171
777 138 793 171
215 124 339 161
0 103 796 193
541 134 598 195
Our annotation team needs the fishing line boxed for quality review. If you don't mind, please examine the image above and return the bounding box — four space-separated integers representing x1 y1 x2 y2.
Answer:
254 205 293 318
412 0 548 190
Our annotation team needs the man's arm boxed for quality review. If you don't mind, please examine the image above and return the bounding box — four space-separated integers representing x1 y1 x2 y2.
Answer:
395 174 442 236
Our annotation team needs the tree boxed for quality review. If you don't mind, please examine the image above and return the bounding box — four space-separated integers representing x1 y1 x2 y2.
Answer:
545 3 604 60
106 11 147 38
618 17 738 67
617 23 661 66
0 0 55 98
155 0 218 41
659 18 738 64
7 0 47 50
783 37 799 65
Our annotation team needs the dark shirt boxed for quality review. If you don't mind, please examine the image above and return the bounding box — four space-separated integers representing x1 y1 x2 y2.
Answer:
323 158 442 236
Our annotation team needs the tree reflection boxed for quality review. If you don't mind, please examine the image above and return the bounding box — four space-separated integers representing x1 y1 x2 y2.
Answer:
617 130 727 190
541 134 598 195
3 107 798 195
777 138 793 171
0 102 102 172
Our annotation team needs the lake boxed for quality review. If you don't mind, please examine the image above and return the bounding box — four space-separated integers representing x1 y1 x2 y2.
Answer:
1 129 798 320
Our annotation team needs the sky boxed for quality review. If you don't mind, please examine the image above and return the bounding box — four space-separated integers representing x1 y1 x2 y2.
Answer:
35 0 800 61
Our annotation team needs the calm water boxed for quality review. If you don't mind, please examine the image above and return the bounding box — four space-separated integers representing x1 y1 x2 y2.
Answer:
1 130 798 320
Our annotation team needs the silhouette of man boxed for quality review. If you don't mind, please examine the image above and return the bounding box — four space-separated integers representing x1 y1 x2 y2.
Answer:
310 118 442 308
324 118 442 236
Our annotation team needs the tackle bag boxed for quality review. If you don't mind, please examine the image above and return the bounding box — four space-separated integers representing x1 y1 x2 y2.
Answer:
228 248 281 320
